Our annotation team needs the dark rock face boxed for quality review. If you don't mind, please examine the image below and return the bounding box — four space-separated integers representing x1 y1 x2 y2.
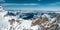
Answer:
7 12 16 16
48 13 58 18
20 13 34 20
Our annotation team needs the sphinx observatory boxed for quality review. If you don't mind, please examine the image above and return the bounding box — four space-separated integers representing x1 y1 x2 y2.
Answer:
0 5 5 11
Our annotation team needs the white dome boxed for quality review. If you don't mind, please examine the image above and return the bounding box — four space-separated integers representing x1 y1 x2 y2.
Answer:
0 6 4 11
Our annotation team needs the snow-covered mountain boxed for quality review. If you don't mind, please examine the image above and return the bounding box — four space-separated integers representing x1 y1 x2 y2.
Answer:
0 7 60 30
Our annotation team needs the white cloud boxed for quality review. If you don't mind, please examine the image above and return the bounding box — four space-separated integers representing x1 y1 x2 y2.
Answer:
0 0 5 2
2 3 38 6
22 3 38 5
48 2 60 6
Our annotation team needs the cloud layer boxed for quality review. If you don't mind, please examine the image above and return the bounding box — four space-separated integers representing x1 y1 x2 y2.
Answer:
0 0 5 2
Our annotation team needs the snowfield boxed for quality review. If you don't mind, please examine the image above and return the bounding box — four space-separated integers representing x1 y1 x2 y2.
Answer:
0 10 40 30
0 10 60 30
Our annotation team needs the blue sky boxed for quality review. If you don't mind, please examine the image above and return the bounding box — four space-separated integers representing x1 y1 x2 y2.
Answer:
0 0 60 11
